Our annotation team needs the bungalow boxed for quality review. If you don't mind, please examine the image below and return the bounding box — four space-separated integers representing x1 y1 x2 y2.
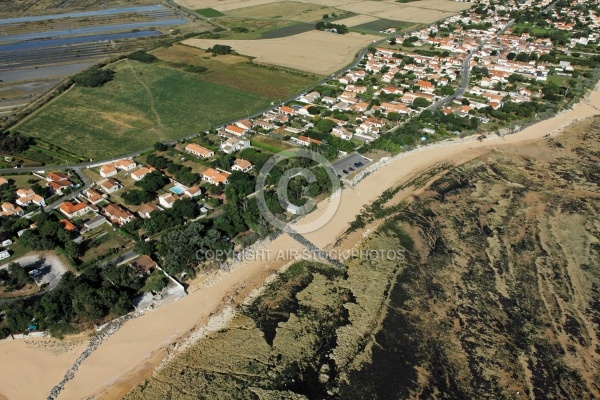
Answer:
331 127 353 141
130 167 152 181
185 143 214 159
346 85 367 94
15 189 45 207
231 159 253 173
47 180 72 195
224 124 247 137
292 135 322 147
104 203 135 226
114 159 137 171
158 192 179 209
99 178 122 194
379 102 410 114
59 219 77 232
417 80 435 92
46 172 69 183
99 164 118 178
253 120 274 130
1 202 24 217
202 168 231 185
220 137 250 154
83 188 104 205
0 177 8 186
59 201 91 219
298 91 320 104
278 106 295 116
235 119 253 131
130 255 157 277
350 102 369 113
184 185 202 198
137 203 158 219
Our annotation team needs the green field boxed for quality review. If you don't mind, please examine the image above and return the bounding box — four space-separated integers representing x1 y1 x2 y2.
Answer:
152 44 318 98
195 8 224 18
15 60 274 160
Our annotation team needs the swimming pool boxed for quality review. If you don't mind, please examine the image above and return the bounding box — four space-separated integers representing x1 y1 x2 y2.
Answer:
170 186 184 195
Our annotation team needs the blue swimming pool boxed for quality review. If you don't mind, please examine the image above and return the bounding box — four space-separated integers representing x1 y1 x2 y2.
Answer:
170 186 184 195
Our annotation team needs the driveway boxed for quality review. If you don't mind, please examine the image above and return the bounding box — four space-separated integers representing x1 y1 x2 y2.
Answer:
332 153 371 176
0 252 69 290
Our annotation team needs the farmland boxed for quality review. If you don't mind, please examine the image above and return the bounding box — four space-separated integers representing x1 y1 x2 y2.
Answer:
183 31 380 76
152 44 318 98
13 60 273 160
223 2 350 23
351 18 418 34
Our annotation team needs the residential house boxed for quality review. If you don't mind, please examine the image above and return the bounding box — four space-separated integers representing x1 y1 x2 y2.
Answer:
235 119 253 131
59 201 91 219
59 219 77 232
83 188 104 205
1 202 24 217
46 172 69 183
231 159 253 173
104 204 135 226
130 167 152 181
137 203 158 219
291 135 322 147
331 127 353 141
99 178 122 194
185 143 214 159
298 91 320 104
184 186 202 198
158 192 179 209
202 168 231 185
15 189 45 207
114 159 137 171
220 137 250 154
130 255 157 277
99 164 118 178
224 124 247 137
47 180 72 195
278 106 296 116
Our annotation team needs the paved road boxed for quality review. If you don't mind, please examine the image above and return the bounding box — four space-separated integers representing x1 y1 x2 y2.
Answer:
428 20 515 112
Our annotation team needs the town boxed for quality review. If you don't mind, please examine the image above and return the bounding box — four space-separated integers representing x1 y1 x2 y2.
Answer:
0 0 599 340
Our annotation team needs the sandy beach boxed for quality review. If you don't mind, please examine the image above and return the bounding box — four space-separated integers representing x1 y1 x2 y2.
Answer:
0 83 598 400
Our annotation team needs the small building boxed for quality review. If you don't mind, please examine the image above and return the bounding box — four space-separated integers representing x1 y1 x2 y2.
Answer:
99 179 122 194
137 203 158 219
224 124 247 137
231 159 253 173
83 188 104 205
59 219 78 232
0 250 10 260
129 255 157 277
184 186 201 198
158 192 179 209
130 167 152 181
104 204 135 226
114 159 137 171
99 164 118 178
59 201 91 219
202 168 231 185
83 215 109 230
220 137 250 154
185 143 214 159
15 189 45 207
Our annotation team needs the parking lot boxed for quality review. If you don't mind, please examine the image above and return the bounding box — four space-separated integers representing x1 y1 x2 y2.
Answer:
0 252 68 290
332 153 371 176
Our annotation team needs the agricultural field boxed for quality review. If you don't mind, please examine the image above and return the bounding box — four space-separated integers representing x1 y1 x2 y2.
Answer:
223 1 350 23
351 18 417 34
183 30 380 76
152 44 318 98
333 14 379 27
337 0 470 23
211 17 312 40
14 60 273 160
194 8 224 18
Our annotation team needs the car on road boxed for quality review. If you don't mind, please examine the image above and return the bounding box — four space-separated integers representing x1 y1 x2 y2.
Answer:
342 169 348 174
348 167 355 172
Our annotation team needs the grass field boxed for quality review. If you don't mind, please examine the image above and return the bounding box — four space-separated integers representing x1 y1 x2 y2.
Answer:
152 44 319 98
212 17 302 40
251 135 294 153
195 8 224 18
351 18 416 34
14 60 273 160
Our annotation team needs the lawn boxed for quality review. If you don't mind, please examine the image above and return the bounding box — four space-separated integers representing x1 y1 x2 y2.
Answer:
195 8 224 18
152 44 319 98
80 225 129 264
15 60 274 160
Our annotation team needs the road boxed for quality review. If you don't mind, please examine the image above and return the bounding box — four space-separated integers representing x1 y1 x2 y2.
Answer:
428 20 515 112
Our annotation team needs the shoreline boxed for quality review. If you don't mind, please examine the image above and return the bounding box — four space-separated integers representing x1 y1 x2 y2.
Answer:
0 82 598 400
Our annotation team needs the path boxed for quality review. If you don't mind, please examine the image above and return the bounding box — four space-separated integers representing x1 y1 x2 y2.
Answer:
126 60 162 128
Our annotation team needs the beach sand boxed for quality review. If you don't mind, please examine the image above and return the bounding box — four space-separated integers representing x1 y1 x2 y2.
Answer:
0 83 598 400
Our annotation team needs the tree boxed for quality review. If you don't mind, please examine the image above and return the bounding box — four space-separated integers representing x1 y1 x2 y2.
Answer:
315 119 335 133
154 142 168 152
387 112 401 122
461 98 471 106
135 171 169 192
307 106 320 115
412 97 431 108
73 67 115 88
127 51 157 63
207 44 232 55
507 52 517 60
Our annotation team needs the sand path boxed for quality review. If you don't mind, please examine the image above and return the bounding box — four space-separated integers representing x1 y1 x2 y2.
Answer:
0 83 598 400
